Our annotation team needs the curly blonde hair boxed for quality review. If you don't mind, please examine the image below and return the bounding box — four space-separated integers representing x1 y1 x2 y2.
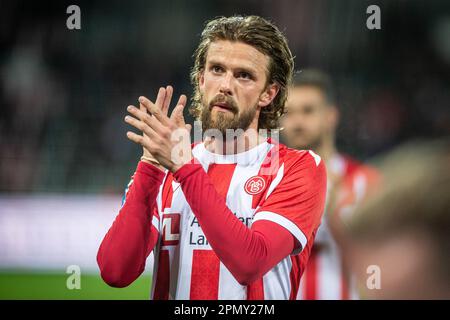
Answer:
190 15 294 130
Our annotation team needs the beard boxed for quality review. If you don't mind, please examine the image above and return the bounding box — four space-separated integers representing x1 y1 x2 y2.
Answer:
299 137 322 152
200 93 257 136
282 129 323 152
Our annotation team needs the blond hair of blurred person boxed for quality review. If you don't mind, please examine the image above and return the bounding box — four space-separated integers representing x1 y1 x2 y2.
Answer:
348 139 450 299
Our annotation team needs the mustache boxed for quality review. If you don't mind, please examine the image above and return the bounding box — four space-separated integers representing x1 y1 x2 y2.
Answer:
289 127 305 134
208 94 238 113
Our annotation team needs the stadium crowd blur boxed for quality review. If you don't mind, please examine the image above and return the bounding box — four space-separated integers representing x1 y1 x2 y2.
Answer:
1 0 449 194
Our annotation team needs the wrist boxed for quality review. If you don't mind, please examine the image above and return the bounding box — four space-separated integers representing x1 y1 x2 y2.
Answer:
169 156 196 174
172 160 202 182
140 156 165 172
169 163 183 174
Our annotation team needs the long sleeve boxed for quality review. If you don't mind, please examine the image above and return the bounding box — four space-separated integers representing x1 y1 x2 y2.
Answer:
97 161 165 287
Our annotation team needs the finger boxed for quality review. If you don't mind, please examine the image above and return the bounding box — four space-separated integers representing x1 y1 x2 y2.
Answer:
139 95 170 127
139 102 147 115
126 131 151 150
154 87 166 110
126 131 158 154
162 85 173 116
127 105 166 134
124 114 158 139
171 95 187 124
175 94 187 108
185 124 192 132
170 102 187 127
127 105 165 135
139 102 149 137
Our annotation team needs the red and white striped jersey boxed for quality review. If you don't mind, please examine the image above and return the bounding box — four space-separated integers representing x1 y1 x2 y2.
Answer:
148 139 326 300
298 154 380 300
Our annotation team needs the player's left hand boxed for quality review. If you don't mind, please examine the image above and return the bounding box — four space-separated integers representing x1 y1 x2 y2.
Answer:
125 86 193 173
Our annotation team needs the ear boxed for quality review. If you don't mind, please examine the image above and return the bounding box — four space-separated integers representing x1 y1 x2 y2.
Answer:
198 70 205 91
327 105 339 131
258 83 280 108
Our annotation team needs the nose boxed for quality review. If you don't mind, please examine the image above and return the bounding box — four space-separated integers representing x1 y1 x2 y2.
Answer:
219 72 233 96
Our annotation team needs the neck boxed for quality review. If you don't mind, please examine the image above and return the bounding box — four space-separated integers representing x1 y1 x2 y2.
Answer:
204 116 265 155
316 136 337 164
204 130 267 155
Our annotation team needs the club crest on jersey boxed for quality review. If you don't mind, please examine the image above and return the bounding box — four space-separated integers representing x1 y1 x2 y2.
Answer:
244 176 266 195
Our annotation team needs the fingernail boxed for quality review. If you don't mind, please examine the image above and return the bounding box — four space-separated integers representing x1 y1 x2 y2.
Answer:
127 105 133 111
138 97 144 103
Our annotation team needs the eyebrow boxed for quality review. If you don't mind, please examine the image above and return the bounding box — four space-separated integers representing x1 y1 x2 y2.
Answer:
207 59 258 76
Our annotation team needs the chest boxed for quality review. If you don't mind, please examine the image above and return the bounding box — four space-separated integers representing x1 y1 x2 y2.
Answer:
158 164 276 247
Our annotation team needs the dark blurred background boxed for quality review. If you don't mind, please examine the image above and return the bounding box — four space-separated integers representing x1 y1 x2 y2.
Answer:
1 0 449 194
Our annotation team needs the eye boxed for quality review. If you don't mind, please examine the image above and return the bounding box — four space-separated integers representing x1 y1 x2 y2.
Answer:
303 105 314 114
211 65 223 73
237 71 252 80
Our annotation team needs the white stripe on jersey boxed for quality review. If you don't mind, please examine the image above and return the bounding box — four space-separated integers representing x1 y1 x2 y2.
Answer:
218 263 246 299
317 240 342 299
263 256 292 299
264 163 284 199
253 211 308 254
152 216 160 232
308 150 322 166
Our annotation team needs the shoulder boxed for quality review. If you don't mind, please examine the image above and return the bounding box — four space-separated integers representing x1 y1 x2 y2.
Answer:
341 154 380 183
278 142 324 169
271 142 326 180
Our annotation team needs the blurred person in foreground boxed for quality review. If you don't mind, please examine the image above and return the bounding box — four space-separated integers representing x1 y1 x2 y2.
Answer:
280 69 380 299
348 139 450 299
97 16 327 300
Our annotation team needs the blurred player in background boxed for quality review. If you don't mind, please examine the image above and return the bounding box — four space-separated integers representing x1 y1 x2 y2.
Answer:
97 16 327 300
280 69 379 299
348 139 450 299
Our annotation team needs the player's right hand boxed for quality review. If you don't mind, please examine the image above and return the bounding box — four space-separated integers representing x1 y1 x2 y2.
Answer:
128 85 188 169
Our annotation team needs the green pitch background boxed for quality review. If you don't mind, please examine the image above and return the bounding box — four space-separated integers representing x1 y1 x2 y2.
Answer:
0 271 152 299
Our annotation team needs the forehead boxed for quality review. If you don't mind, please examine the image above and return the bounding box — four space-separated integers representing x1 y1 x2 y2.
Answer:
286 86 327 107
206 40 269 74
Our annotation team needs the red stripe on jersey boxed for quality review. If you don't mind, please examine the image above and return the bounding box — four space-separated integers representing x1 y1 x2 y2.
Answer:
162 174 174 210
247 278 265 300
190 250 220 299
250 173 271 209
289 256 301 300
189 163 236 299
341 260 349 300
260 140 285 175
250 145 282 209
153 249 170 300
207 164 237 197
304 245 319 300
